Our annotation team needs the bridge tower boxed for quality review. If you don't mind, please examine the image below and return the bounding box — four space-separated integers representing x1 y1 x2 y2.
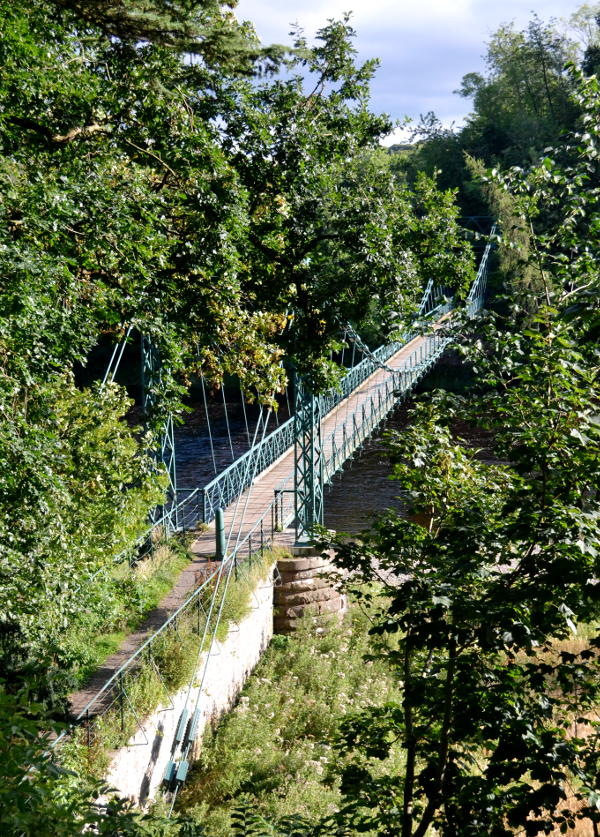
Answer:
141 336 178 533
293 376 324 545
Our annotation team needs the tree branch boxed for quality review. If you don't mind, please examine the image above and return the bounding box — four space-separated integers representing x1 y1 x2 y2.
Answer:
52 123 108 143
8 116 110 144
122 138 178 180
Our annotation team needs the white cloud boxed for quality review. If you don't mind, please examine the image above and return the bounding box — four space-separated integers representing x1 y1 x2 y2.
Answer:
235 1 590 126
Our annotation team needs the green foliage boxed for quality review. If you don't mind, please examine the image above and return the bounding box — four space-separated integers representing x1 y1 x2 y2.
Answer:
45 0 286 72
0 2 469 401
177 609 404 836
0 378 164 708
466 155 541 312
322 394 599 835
314 68 600 837
210 16 474 387
461 16 576 165
0 0 474 706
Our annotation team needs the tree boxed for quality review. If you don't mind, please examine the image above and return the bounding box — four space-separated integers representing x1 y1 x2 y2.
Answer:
0 1 475 705
313 69 600 837
45 0 286 71
400 13 581 215
0 0 288 406
216 19 474 385
0 379 164 709
0 0 287 703
567 4 600 75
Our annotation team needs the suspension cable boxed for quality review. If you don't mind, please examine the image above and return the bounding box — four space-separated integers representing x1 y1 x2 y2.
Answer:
200 372 218 475
285 381 292 419
343 324 395 372
221 384 235 462
225 406 272 555
100 324 133 391
239 383 251 448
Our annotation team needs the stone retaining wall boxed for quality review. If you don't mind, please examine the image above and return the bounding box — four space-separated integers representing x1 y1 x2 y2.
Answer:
274 550 347 633
103 565 275 805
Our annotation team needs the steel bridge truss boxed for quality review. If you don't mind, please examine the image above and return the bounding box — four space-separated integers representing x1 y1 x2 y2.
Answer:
95 224 496 558
141 336 178 535
293 377 324 544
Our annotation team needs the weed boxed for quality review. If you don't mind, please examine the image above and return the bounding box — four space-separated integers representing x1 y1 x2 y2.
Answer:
176 605 404 835
66 538 192 686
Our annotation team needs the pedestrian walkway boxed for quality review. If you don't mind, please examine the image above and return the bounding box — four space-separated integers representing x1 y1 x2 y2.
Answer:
68 325 443 719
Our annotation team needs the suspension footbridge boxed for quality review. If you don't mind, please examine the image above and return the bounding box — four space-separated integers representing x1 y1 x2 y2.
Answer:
64 223 496 803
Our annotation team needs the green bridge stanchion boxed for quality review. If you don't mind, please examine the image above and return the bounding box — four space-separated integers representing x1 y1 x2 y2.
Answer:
293 374 324 546
141 335 178 534
215 507 226 560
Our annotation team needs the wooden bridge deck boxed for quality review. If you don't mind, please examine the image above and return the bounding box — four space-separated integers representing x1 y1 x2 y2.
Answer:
69 329 434 718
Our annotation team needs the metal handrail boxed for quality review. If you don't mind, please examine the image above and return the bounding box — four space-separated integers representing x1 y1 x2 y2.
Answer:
467 223 497 311
61 325 458 737
198 336 411 525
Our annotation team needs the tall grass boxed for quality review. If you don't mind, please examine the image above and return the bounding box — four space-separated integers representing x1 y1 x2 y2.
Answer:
67 536 193 687
176 606 405 835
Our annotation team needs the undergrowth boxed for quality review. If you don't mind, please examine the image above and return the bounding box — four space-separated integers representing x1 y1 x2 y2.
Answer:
61 549 278 783
176 605 404 835
66 534 193 688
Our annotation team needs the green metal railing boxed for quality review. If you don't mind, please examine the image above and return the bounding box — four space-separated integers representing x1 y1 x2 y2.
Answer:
467 223 497 315
322 331 451 483
83 242 494 602
48 225 500 825
198 281 454 528
196 336 402 526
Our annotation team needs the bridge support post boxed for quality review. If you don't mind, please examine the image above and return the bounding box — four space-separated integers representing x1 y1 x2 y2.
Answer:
141 336 178 535
215 508 226 560
293 375 324 546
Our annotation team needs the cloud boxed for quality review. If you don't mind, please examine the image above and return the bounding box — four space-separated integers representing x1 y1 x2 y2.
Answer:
236 0 586 126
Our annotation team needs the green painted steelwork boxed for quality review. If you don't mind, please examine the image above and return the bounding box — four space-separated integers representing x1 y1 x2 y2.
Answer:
56 228 497 800
141 335 178 534
215 508 226 560
293 375 324 544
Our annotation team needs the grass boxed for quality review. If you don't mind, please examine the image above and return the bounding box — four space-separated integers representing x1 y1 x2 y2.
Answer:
176 605 405 836
61 548 279 782
68 538 193 686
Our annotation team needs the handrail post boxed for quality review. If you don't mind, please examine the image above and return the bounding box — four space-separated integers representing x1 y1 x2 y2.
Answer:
215 508 226 561
119 673 125 733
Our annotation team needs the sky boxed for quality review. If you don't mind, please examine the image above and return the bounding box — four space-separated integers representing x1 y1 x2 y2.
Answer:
234 0 592 143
